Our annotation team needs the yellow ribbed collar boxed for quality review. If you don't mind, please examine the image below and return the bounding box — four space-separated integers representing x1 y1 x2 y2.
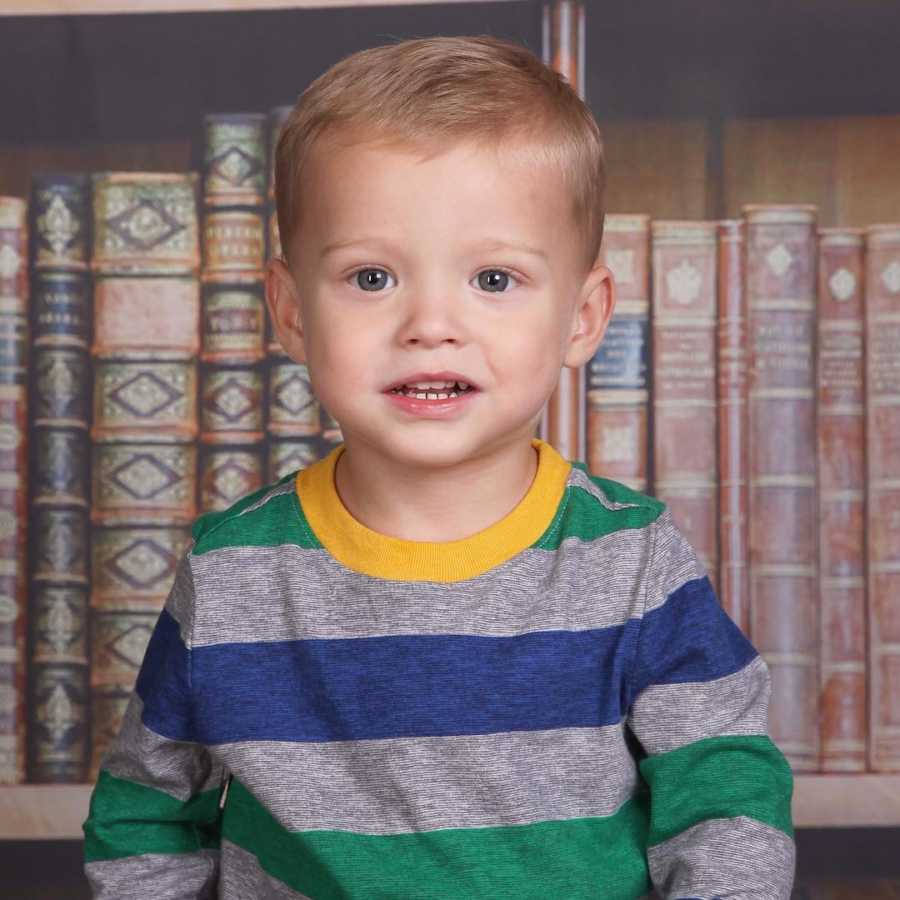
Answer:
295 437 571 582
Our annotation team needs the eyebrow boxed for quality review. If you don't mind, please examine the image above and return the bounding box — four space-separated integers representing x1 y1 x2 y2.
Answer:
320 238 548 262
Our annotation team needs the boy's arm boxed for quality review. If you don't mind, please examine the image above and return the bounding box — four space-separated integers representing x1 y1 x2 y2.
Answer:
82 544 228 899
627 510 796 900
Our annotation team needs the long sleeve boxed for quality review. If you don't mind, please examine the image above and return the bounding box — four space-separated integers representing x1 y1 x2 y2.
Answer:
626 510 796 900
82 545 229 899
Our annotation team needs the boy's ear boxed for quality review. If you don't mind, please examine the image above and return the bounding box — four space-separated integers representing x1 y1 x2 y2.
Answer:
265 257 307 361
562 262 616 370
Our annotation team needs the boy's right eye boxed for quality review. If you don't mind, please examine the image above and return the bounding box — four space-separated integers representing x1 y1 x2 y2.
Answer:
349 267 395 292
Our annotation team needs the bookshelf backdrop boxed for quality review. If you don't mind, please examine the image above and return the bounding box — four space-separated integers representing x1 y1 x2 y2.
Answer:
2 0 900 840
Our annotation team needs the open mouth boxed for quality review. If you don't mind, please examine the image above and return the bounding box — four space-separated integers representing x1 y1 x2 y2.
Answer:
388 381 476 400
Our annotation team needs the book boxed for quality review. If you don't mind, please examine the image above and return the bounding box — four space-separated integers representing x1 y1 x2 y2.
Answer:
716 219 751 636
0 196 29 784
650 220 719 590
26 174 92 782
816 227 867 772
743 203 820 772
87 172 200 781
199 113 268 512
585 214 651 493
864 223 900 772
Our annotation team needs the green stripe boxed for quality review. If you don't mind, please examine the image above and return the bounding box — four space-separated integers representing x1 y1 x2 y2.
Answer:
192 483 324 555
223 777 654 899
83 769 224 862
191 470 294 542
638 734 795 846
570 461 665 514
533 481 663 551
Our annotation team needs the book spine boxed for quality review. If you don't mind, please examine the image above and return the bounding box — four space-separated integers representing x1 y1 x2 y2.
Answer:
744 203 820 772
27 175 92 782
586 214 650 491
817 228 867 772
716 219 751 635
865 223 900 772
0 196 29 784
266 104 323 479
650 220 719 588
88 172 200 782
199 113 268 512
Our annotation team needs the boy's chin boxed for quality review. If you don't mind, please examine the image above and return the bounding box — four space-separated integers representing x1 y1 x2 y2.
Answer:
346 428 535 466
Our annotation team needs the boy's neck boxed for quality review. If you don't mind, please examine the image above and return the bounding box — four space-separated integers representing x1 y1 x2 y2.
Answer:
332 436 540 544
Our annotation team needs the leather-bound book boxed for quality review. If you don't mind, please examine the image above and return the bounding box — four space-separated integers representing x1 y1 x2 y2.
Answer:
199 118 267 513
865 223 900 772
586 214 650 491
0 196 28 783
717 219 751 636
817 228 867 772
200 282 267 508
31 173 90 272
91 172 199 276
88 173 200 781
203 113 267 209
26 174 92 782
650 220 719 589
267 356 322 481
743 203 819 772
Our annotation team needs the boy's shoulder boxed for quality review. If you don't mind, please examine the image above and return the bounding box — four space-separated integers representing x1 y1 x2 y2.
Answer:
189 467 314 556
567 459 665 517
537 457 668 552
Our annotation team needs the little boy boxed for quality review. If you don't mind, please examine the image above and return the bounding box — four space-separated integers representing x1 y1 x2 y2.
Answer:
83 35 795 899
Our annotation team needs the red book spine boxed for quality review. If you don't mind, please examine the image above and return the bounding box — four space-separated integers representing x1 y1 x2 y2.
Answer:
717 219 751 636
865 223 900 772
744 203 819 772
650 220 719 588
817 228 867 772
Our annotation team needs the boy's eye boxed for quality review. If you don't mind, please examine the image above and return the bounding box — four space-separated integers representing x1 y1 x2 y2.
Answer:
353 268 395 292
475 269 518 293
348 267 520 293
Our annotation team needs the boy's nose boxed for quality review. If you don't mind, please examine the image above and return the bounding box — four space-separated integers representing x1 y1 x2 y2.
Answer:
397 295 466 347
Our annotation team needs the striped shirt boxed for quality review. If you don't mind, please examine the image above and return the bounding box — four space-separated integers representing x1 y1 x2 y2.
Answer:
83 437 795 899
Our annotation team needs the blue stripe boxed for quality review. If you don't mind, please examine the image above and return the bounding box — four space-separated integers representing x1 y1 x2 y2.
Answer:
191 625 639 744
135 608 194 740
135 578 756 746
629 575 758 705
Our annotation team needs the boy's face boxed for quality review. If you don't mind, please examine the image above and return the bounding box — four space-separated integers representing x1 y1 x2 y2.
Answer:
266 129 614 468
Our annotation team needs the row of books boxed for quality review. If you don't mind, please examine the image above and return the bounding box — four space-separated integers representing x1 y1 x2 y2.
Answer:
0 106 898 784
587 209 899 777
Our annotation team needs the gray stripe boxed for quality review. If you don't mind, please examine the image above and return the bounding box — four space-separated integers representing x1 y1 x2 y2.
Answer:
85 849 219 900
216 724 639 834
644 509 708 616
647 815 795 899
164 540 197 648
188 524 657 646
567 465 645 510
628 655 771 754
219 839 312 899
101 692 225 802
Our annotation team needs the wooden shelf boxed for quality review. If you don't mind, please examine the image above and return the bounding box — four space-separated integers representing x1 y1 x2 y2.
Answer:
2 774 900 840
0 0 515 15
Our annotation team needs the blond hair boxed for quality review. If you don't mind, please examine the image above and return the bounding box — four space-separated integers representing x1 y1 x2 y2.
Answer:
274 35 606 272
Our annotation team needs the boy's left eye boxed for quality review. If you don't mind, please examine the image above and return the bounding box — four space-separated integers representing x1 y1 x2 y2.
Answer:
347 267 520 294
474 268 519 293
